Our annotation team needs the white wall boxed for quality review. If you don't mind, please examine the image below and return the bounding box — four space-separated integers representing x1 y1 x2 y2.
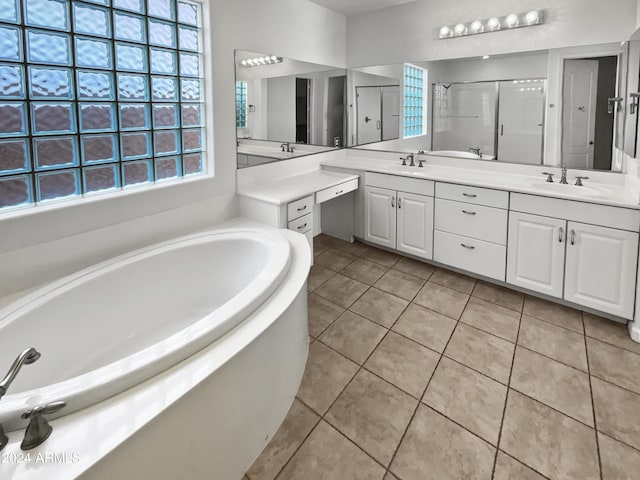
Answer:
0 0 346 298
347 0 638 67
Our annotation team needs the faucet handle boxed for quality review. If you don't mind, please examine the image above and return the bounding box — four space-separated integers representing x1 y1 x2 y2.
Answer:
418 159 424 167
400 156 407 166
542 172 555 183
0 423 8 452
575 176 589 186
20 401 66 450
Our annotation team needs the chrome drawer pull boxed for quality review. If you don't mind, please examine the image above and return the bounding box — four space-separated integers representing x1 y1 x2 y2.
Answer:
336 189 344 194
398 197 402 209
559 227 564 243
462 193 477 198
391 197 395 208
570 229 575 245
297 223 307 230
296 205 307 212
462 210 476 215
460 243 475 250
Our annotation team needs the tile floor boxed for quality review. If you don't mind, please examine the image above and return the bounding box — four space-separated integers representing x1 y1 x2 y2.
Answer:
244 234 640 480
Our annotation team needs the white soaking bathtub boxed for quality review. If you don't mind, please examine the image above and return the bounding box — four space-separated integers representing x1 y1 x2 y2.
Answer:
0 227 293 433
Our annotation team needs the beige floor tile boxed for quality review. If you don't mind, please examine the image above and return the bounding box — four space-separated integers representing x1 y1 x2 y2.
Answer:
584 313 640 355
314 273 368 308
523 295 584 333
518 315 588 372
460 297 521 342
592 377 640 451
430 269 477 294
277 420 386 480
307 293 345 338
511 346 594 426
383 473 399 480
413 282 469 320
393 256 436 280
326 370 418 466
587 337 640 394
598 432 640 480
362 247 401 267
341 257 388 285
493 451 547 480
350 287 409 328
246 399 319 480
307 264 335 291
472 281 524 312
374 268 425 301
423 357 507 445
334 241 370 258
390 405 495 480
313 234 350 251
392 303 457 353
500 390 599 480
444 323 514 384
319 310 387 364
365 331 440 398
296 341 359 415
314 248 356 272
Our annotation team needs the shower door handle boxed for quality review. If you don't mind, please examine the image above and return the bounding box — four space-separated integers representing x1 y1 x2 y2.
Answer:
376 120 381 130
364 116 372 123
500 124 504 136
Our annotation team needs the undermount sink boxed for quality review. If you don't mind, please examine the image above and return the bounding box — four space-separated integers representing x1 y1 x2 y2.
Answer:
526 181 605 197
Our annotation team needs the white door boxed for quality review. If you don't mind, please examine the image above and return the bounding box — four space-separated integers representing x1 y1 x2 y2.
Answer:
562 59 598 169
564 222 639 319
364 186 396 249
397 192 433 260
506 212 566 298
382 85 400 141
356 87 381 145
497 80 545 164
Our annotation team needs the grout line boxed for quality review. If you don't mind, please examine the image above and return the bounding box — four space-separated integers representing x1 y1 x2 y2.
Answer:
583 316 604 480
497 449 552 479
596 430 640 457
490 308 522 479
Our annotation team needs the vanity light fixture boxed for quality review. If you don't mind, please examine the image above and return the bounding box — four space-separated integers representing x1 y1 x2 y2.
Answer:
240 55 283 67
438 10 544 39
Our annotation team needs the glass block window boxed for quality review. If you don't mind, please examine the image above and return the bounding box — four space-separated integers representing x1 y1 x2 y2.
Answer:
235 81 247 129
403 64 425 138
0 0 206 210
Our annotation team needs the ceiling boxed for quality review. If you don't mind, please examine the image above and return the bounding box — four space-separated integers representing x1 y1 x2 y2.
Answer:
308 0 416 17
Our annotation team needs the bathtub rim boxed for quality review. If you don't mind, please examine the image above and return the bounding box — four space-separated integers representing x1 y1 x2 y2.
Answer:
0 226 292 431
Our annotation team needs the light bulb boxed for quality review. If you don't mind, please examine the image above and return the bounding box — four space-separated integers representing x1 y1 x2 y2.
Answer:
505 14 519 27
482 55 490 60
454 23 467 35
439 25 451 37
525 10 539 25
241 60 247 66
487 17 500 30
270 55 278 62
470 20 483 33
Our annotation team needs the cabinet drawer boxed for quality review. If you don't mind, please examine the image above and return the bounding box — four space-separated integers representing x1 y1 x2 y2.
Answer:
436 182 508 209
435 198 508 245
316 178 358 204
288 213 313 234
434 230 506 281
287 195 314 221
365 172 434 196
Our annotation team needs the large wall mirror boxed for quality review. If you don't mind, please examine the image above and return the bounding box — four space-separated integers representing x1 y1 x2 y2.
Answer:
348 43 627 172
235 50 346 169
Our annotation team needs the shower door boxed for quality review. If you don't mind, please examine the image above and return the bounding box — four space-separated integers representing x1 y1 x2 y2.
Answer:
356 85 400 145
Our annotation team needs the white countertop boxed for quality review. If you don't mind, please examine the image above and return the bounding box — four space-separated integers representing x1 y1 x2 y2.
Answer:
322 154 640 210
237 169 359 205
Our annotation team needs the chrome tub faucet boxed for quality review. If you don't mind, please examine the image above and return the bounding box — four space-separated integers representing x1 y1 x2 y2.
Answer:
0 347 41 400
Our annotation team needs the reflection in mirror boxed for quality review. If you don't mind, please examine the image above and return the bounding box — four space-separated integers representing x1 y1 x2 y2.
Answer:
348 44 625 171
235 50 346 169
432 79 545 164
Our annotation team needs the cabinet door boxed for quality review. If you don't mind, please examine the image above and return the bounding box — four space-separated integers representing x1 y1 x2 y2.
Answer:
397 192 433 259
565 222 639 319
506 212 566 298
364 186 396 249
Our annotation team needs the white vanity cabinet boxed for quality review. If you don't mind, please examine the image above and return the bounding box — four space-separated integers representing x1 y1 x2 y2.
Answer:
433 183 509 281
364 173 434 260
508 194 640 319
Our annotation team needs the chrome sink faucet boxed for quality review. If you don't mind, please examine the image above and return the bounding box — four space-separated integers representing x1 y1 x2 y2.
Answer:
559 166 568 184
407 153 415 167
0 348 41 400
280 142 292 153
